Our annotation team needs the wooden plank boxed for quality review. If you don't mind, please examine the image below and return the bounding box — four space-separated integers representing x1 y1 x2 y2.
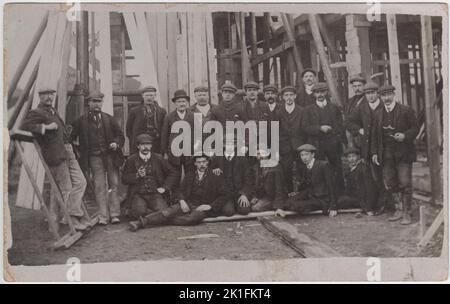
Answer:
167 12 179 111
156 13 169 109
176 12 189 104
308 14 343 107
56 21 73 120
235 12 253 85
251 40 294 66
95 11 114 115
199 13 209 87
262 13 272 85
386 14 403 100
187 12 196 100
259 216 342 257
250 13 259 81
420 15 442 204
418 209 444 247
419 205 426 238
281 13 304 88
205 13 218 105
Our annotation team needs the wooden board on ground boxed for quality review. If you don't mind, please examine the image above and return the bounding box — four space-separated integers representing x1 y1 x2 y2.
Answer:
259 216 342 258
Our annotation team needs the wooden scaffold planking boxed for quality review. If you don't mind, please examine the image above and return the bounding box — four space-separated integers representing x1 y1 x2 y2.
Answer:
205 13 219 104
167 12 179 112
386 14 403 100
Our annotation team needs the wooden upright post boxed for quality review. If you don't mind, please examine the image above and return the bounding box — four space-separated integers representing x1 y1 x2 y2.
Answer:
263 13 272 85
308 14 343 107
250 13 259 82
281 13 303 89
386 14 403 101
345 15 372 81
420 15 442 204
235 12 253 86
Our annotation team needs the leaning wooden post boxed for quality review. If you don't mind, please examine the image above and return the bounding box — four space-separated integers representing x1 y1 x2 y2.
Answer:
250 13 259 82
420 15 442 204
386 14 403 101
262 13 272 85
281 13 304 88
235 12 253 85
308 14 343 107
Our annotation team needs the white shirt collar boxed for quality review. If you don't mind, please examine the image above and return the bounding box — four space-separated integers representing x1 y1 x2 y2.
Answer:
224 151 235 159
196 103 211 116
305 84 314 95
197 170 206 180
177 110 186 119
268 103 277 112
306 158 315 170
316 99 328 108
285 103 295 114
384 101 396 113
139 152 151 162
369 99 381 110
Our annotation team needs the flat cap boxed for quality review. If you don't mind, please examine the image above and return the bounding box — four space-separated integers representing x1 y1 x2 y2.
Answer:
194 86 209 93
301 68 317 78
363 81 379 92
171 89 190 102
263 84 278 93
349 74 367 84
193 151 210 161
221 83 238 93
141 85 157 93
38 87 56 94
311 82 328 92
136 134 153 145
281 86 296 95
343 146 360 156
244 81 259 90
378 84 396 94
296 144 317 152
87 91 105 100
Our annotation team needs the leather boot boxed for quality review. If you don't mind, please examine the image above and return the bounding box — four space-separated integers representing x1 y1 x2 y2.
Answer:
388 193 403 222
400 194 412 225
128 218 143 232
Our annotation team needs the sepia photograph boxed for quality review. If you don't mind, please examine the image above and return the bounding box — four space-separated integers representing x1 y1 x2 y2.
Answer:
2 1 448 283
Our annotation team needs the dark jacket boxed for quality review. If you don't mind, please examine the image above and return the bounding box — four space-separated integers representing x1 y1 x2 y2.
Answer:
344 94 366 119
161 110 195 166
212 155 254 198
242 98 271 123
122 152 179 200
276 103 304 154
296 159 337 210
21 104 69 166
190 103 219 143
126 103 166 154
343 161 378 211
370 103 419 163
71 112 125 172
176 169 230 213
346 99 383 160
252 163 287 210
211 98 248 125
296 89 315 108
302 101 344 151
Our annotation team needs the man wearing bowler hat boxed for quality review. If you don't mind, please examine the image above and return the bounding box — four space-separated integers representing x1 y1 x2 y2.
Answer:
21 87 88 231
371 84 419 225
297 68 318 108
161 89 195 179
128 152 230 231
275 144 338 218
276 86 305 193
71 91 125 225
301 82 345 192
126 85 166 154
122 134 178 219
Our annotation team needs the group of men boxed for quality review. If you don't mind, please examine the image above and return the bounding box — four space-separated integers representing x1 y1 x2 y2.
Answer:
20 67 419 233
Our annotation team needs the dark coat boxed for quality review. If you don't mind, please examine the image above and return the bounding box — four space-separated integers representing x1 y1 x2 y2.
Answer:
71 112 125 172
252 163 287 210
344 94 366 119
301 101 344 152
276 103 304 155
190 103 219 143
296 159 337 210
122 152 179 200
212 155 254 198
126 103 166 154
211 98 248 125
161 110 195 166
370 103 419 163
346 99 384 160
296 89 315 108
242 98 271 123
175 169 230 213
343 161 378 211
20 104 68 166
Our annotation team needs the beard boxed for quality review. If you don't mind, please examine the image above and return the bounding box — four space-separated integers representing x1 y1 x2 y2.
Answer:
266 97 275 104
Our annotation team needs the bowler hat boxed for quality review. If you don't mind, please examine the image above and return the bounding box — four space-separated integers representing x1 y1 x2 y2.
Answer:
296 144 317 152
171 89 190 102
301 68 317 78
136 134 153 145
38 87 56 94
311 82 328 92
378 84 396 94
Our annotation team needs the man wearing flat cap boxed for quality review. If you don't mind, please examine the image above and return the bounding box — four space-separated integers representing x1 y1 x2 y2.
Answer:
128 152 230 231
21 87 88 231
190 85 218 149
122 134 178 220
71 91 125 224
301 82 345 192
126 85 166 154
243 81 270 123
212 82 248 125
161 89 195 180
275 144 338 218
370 84 419 225
346 81 387 214
297 68 318 108
276 86 305 192
344 74 367 148
263 84 280 118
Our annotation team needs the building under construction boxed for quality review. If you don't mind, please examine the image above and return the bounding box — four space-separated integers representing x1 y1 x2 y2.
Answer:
4 3 447 270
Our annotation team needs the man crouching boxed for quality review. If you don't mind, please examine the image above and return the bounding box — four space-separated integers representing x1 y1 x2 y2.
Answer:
129 153 230 231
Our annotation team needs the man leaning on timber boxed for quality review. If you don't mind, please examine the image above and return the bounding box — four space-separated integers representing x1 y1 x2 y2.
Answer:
71 91 125 225
21 87 88 231
128 153 230 231
122 134 178 219
371 84 419 225
126 85 166 154
344 74 367 147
